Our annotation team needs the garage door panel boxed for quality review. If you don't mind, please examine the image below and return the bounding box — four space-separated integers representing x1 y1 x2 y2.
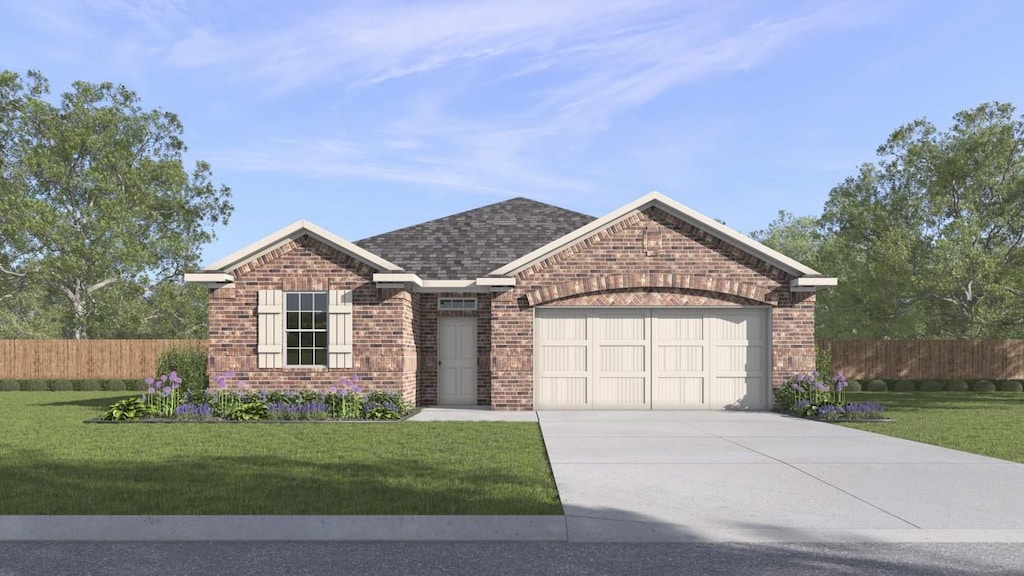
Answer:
713 313 764 341
537 377 588 406
539 345 587 372
653 376 704 406
593 377 647 406
710 376 765 409
714 344 764 372
597 315 646 340
599 345 646 372
537 315 587 340
656 345 703 371
654 315 703 340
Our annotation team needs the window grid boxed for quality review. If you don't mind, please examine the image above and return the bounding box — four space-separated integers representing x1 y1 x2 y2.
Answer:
438 298 477 311
285 292 328 366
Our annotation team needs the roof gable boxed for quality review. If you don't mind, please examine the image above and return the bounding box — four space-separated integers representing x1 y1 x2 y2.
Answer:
491 192 824 278
354 197 595 280
201 220 403 274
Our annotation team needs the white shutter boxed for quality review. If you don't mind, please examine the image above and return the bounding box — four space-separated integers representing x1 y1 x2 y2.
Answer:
328 289 353 369
257 290 284 368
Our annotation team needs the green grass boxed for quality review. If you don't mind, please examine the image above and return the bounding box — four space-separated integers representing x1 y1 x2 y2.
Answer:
841 391 1024 464
0 392 562 515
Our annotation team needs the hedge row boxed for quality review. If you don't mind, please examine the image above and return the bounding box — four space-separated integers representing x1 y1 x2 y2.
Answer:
0 379 147 392
846 378 1023 393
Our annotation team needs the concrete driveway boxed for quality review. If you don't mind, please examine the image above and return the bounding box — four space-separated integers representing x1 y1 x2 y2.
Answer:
538 410 1024 542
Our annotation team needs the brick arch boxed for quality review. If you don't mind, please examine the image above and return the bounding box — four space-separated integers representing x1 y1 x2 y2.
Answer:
524 273 772 306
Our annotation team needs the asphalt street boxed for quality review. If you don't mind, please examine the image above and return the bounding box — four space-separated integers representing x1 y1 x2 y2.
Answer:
1 542 1022 576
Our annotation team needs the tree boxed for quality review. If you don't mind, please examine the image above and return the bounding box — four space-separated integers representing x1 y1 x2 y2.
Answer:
750 210 823 269
0 70 231 339
818 102 1024 338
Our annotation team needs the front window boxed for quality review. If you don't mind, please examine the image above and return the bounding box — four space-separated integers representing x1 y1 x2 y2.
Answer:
286 292 327 366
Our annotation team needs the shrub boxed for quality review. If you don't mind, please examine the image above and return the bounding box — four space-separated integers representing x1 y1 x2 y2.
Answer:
0 379 20 391
815 343 833 382
102 397 151 421
865 379 888 392
224 401 268 421
23 379 49 391
102 379 127 391
141 373 186 417
362 390 407 420
156 343 207 393
998 380 1023 392
51 379 74 391
893 380 916 392
845 379 862 392
946 380 970 392
920 379 945 392
972 380 996 392
76 379 103 391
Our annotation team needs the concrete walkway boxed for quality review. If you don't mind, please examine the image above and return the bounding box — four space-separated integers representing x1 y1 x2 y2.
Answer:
538 410 1024 542
5 409 1024 543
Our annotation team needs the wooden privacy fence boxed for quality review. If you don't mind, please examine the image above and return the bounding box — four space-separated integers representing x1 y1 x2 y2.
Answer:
0 340 209 380
819 339 1024 380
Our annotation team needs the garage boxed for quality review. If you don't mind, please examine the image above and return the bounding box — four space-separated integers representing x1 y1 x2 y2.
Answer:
534 307 770 410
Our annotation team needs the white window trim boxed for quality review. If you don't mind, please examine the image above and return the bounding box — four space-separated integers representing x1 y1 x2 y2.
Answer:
438 297 477 311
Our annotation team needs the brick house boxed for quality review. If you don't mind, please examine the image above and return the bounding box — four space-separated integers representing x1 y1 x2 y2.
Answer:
185 192 835 410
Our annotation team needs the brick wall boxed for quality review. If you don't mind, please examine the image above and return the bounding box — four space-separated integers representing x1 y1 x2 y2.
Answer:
207 235 417 402
490 207 816 410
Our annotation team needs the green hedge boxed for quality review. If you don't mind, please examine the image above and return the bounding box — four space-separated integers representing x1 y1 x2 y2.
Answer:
846 378 1024 393
0 379 142 391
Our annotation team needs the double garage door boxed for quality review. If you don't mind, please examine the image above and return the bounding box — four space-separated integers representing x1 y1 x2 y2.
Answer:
534 308 770 410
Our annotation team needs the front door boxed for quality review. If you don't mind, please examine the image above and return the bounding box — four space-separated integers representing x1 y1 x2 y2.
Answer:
439 317 477 405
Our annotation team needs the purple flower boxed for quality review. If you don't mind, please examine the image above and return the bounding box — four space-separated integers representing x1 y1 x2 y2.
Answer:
145 377 155 386
162 386 172 396
328 386 338 394
813 381 828 392
147 387 156 394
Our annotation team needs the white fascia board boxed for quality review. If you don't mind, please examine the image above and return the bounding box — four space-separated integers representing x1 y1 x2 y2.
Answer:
790 277 838 292
183 272 233 284
490 191 822 278
373 273 423 287
475 277 516 287
371 275 509 293
204 220 403 273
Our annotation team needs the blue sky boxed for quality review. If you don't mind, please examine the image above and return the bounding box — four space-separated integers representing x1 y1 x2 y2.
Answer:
3 0 1023 265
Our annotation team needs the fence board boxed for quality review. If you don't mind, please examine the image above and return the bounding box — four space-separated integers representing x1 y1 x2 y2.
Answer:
0 340 208 380
819 339 1024 380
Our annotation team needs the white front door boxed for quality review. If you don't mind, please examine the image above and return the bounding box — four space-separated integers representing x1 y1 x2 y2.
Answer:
439 317 477 405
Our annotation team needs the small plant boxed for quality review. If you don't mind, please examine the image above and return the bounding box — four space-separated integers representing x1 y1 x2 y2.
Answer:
156 343 208 394
103 379 127 391
920 379 944 392
0 379 20 391
141 372 186 417
865 379 888 392
946 380 970 392
998 380 1023 392
893 380 916 392
77 379 103 391
815 343 834 382
24 379 49 391
363 390 407 420
175 403 214 421
224 401 268 421
51 379 74 391
102 397 151 421
845 379 862 392
971 380 996 392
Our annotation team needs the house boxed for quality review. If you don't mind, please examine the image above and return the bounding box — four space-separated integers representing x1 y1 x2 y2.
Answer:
184 192 835 410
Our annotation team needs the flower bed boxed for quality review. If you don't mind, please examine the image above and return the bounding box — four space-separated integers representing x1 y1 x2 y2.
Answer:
774 371 888 421
100 372 409 422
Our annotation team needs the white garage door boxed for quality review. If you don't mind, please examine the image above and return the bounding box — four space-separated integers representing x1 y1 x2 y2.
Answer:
534 308 769 410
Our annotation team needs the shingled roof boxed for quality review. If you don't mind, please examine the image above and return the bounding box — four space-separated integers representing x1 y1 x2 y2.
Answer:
354 197 595 279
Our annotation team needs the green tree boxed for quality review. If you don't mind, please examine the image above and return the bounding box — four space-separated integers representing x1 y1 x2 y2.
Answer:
818 102 1024 338
0 70 231 339
750 210 823 269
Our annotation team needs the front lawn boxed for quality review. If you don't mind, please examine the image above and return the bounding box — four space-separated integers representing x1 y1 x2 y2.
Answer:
0 392 562 515
840 392 1024 464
